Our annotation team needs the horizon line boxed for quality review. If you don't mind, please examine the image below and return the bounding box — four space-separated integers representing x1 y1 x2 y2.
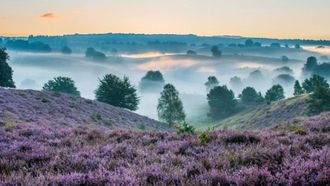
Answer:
1 32 330 42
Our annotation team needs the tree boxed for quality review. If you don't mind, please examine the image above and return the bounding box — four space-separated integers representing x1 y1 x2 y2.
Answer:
303 56 318 75
293 80 304 96
281 56 289 62
43 76 80 96
265 85 285 102
240 87 258 104
0 48 15 88
211 46 222 57
157 84 185 124
61 46 72 54
207 85 237 119
302 75 329 93
273 74 295 85
139 71 165 92
95 74 139 111
205 76 219 92
186 50 197 55
85 47 107 61
308 85 330 114
245 39 254 47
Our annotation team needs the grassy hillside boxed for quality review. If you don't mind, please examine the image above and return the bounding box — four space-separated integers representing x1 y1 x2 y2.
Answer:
214 95 309 130
0 88 168 131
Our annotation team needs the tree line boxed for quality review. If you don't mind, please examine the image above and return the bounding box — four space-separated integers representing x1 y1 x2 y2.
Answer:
1 48 330 129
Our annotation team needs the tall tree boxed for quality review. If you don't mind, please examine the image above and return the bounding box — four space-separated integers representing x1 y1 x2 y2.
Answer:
95 74 139 111
302 75 329 93
205 76 219 92
157 84 185 125
207 85 237 119
308 85 330 114
265 85 285 102
0 48 15 88
43 76 80 96
293 80 304 96
240 87 258 104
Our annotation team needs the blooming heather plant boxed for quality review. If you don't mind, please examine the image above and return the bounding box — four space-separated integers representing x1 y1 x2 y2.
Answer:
0 112 330 185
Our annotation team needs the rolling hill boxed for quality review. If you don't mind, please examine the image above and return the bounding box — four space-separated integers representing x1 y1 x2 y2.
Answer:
214 95 309 130
0 88 168 131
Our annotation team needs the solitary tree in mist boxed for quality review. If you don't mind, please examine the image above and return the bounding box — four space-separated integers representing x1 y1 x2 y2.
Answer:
85 47 107 61
139 70 165 92
95 74 139 111
302 74 329 93
0 48 15 88
240 87 258 104
157 84 185 125
61 46 72 54
265 85 285 102
186 50 197 55
303 56 318 75
207 85 237 119
205 76 219 92
211 46 222 58
308 84 330 114
293 80 304 96
43 77 80 96
281 56 289 62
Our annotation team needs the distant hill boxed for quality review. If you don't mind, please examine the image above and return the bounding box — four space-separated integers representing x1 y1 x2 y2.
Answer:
0 88 168 131
215 95 309 129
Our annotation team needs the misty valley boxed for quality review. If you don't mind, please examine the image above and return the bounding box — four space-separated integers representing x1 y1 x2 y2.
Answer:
4 35 330 125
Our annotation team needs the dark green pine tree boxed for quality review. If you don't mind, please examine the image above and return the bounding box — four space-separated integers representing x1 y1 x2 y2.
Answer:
265 85 285 102
293 80 304 96
308 85 330 114
0 48 15 88
157 84 185 125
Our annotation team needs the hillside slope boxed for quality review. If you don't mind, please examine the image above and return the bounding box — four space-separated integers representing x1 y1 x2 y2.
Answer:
0 88 167 131
215 95 309 129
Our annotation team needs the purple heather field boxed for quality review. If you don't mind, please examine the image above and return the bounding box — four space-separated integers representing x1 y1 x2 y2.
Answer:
0 107 330 185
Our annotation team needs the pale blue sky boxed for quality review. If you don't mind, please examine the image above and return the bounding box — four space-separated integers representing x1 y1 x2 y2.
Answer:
1 0 330 39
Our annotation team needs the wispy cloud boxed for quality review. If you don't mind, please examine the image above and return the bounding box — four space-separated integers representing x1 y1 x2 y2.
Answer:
40 13 57 19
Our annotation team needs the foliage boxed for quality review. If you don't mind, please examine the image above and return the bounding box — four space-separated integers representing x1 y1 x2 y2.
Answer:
5 39 51 52
186 50 197 55
207 85 237 119
281 56 289 62
265 84 285 102
211 46 222 57
139 71 165 92
1 112 330 185
273 74 295 85
303 56 318 75
43 76 80 96
176 121 195 134
0 48 15 88
245 39 254 47
294 80 304 96
95 74 139 111
157 84 185 124
85 47 107 61
308 85 330 114
90 113 102 122
204 76 219 92
240 87 258 104
302 74 329 93
274 66 293 74
198 131 210 145
61 46 72 54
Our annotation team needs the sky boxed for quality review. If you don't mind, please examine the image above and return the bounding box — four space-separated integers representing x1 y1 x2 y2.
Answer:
1 0 330 39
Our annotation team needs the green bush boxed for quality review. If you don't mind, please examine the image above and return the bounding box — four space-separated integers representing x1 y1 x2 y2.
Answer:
177 122 195 134
198 131 210 145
